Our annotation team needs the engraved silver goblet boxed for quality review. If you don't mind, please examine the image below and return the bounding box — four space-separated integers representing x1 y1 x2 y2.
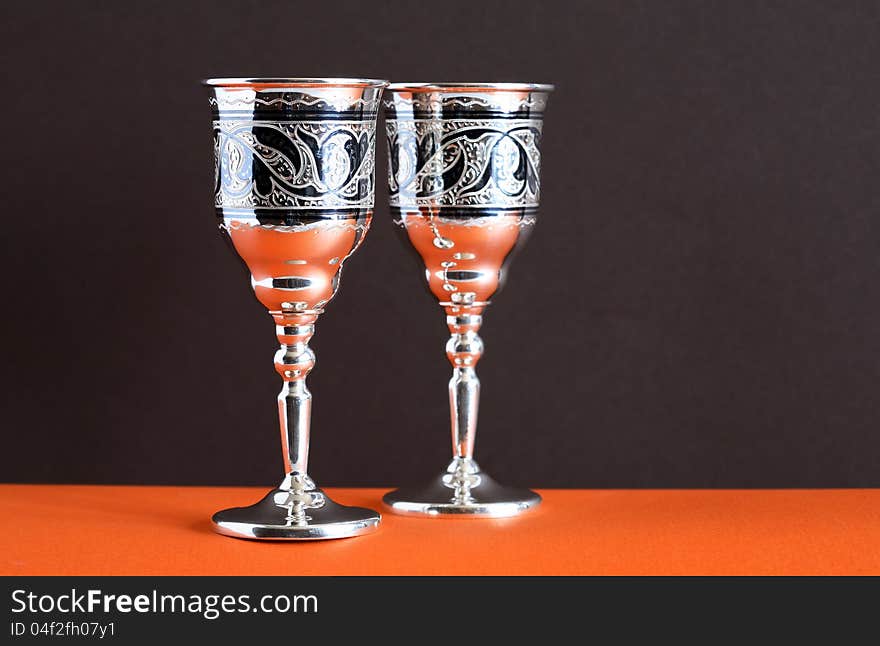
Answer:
204 78 387 539
383 82 553 517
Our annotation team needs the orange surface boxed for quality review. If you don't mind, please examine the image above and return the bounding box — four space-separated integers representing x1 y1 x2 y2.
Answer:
1 485 878 575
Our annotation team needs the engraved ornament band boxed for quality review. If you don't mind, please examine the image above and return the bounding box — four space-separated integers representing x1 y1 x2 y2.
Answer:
210 82 383 213
384 86 550 209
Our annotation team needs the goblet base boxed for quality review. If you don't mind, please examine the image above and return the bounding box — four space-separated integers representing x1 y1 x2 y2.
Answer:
383 460 541 518
212 485 380 540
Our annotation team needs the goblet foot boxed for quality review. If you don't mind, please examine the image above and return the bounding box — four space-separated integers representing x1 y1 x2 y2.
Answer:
212 480 380 540
382 458 541 518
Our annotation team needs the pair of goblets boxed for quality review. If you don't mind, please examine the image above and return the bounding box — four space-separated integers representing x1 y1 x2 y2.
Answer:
205 78 552 540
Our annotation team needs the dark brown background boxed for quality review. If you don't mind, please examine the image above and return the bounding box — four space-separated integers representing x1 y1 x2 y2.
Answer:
2 1 878 487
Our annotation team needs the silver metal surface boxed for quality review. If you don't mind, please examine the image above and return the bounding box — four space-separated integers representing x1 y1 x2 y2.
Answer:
386 81 555 92
383 82 552 518
214 475 380 540
382 459 541 518
205 77 390 87
205 77 387 540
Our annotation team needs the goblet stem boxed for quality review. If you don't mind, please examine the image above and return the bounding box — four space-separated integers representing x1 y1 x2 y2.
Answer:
274 312 317 479
445 306 485 503
273 312 322 523
381 298 540 516
213 305 382 537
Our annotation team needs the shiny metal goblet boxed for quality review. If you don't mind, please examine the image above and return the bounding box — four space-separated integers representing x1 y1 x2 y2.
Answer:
204 77 387 539
383 82 553 517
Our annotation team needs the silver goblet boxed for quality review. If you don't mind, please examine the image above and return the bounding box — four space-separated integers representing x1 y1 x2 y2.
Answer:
383 82 553 517
204 78 387 539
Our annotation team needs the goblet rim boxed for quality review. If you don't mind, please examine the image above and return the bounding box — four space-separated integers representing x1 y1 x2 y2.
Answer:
386 82 554 93
202 77 389 88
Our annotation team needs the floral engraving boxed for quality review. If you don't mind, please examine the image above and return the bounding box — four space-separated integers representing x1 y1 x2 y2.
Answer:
214 120 376 209
386 119 543 208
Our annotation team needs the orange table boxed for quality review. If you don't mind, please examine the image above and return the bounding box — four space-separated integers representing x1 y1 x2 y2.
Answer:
1 485 878 575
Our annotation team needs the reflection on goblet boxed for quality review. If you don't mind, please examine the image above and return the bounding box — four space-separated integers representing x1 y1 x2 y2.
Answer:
383 82 553 517
204 78 387 539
